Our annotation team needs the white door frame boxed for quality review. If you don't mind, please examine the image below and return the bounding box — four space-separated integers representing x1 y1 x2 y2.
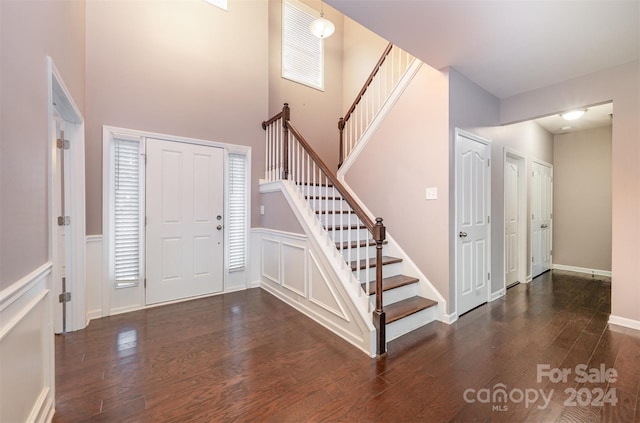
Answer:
503 148 527 290
454 128 492 316
47 57 87 333
531 159 553 278
102 126 251 316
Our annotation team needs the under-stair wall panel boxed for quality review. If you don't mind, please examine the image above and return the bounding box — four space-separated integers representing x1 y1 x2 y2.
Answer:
255 227 374 356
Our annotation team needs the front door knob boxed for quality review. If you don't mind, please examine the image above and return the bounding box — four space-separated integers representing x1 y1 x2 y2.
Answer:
217 225 222 230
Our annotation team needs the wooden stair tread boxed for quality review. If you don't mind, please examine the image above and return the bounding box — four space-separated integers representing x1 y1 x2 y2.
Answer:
386 297 438 324
297 182 333 187
324 224 367 231
350 256 401 271
316 210 353 215
336 239 388 250
363 274 419 295
305 195 342 200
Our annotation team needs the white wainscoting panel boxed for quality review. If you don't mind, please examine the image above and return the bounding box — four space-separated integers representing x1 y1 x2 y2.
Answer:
255 228 374 356
308 251 349 321
0 263 55 423
86 235 103 322
261 238 281 284
281 242 306 297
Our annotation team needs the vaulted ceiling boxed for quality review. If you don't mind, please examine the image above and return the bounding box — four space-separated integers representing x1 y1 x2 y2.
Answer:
327 0 640 99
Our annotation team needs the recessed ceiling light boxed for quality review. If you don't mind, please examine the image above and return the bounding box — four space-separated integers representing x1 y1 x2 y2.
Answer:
561 110 586 121
561 126 572 131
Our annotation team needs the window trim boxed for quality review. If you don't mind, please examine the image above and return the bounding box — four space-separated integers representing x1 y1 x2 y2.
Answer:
281 0 325 91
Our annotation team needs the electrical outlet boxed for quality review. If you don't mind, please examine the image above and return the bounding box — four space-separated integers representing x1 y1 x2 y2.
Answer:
426 187 438 200
260 205 265 215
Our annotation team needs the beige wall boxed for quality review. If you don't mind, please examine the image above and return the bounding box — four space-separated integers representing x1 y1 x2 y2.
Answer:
259 191 304 234
85 0 268 235
553 126 612 271
501 60 640 322
0 0 86 287
346 64 451 307
268 0 343 171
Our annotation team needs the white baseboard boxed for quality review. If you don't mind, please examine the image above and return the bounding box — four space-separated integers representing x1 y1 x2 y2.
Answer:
608 315 640 331
490 289 505 302
552 264 612 277
440 312 458 324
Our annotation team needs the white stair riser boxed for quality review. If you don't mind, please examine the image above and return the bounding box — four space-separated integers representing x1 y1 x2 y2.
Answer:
306 199 348 210
297 185 338 198
326 228 371 243
386 305 438 342
317 213 362 226
353 262 403 283
339 245 380 262
366 283 418 307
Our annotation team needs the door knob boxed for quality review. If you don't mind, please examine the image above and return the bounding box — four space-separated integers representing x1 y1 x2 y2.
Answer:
217 225 222 230
459 231 468 238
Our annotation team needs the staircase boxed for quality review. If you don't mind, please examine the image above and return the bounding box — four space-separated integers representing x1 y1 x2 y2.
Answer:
309 185 438 341
260 43 444 356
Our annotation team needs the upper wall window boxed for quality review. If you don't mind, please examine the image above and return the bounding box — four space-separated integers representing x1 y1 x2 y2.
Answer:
282 0 324 91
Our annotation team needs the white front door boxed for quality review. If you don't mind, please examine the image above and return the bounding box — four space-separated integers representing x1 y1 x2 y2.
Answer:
504 155 520 287
455 130 491 316
532 161 553 278
145 139 224 305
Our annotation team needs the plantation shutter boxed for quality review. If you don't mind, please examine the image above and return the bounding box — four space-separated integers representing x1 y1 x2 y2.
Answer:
113 138 142 286
282 0 324 90
228 154 247 271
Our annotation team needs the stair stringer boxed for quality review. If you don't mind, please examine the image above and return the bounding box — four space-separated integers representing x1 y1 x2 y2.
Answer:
334 177 449 323
259 179 377 357
338 58 423 177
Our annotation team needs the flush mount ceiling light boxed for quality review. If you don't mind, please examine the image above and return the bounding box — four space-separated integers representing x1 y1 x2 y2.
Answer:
561 109 586 121
310 1 335 39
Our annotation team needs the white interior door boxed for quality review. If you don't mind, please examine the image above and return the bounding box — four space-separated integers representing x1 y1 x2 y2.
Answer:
532 161 553 278
146 139 224 305
504 155 520 287
456 130 491 316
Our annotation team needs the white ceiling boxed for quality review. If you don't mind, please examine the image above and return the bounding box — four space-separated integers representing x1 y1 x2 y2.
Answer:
533 102 613 135
326 0 640 99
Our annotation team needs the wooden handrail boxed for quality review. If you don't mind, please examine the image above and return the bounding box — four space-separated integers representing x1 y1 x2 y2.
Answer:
286 122 375 233
261 111 284 130
339 42 393 167
339 42 393 129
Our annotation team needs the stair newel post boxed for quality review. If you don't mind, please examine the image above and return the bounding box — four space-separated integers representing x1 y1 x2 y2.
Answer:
373 217 386 356
338 117 345 168
282 103 290 180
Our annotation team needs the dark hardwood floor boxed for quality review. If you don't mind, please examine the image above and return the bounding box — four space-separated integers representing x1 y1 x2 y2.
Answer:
53 271 640 422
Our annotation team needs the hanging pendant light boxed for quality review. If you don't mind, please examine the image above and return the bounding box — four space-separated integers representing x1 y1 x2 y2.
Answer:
310 1 335 39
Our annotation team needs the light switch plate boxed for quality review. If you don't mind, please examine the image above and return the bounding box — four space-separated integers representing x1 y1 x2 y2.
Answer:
426 187 438 200
260 205 265 215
